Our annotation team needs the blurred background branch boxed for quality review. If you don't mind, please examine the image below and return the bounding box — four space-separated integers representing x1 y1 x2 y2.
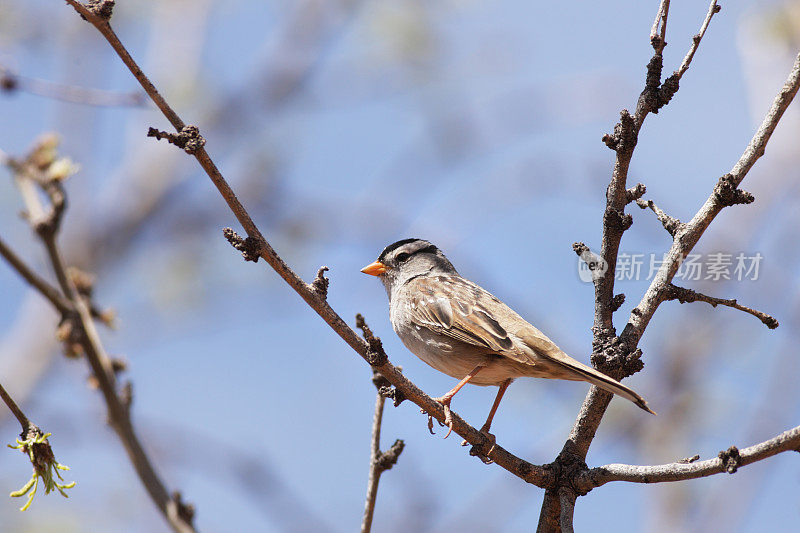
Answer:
1 137 195 532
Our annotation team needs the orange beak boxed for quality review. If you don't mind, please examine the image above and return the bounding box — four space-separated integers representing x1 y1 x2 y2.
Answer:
360 261 388 276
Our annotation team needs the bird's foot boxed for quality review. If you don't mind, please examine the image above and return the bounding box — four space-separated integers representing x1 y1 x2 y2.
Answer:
462 428 496 464
432 395 455 439
423 410 445 435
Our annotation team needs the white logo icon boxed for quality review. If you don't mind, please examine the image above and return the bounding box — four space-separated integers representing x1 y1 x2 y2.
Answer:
577 249 608 283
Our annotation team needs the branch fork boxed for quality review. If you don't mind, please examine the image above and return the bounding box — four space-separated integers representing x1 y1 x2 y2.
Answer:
355 314 389 367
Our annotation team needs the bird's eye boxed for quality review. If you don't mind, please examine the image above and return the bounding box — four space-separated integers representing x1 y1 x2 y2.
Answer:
395 252 410 263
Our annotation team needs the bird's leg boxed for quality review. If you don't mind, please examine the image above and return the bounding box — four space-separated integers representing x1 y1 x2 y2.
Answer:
480 378 512 435
433 364 485 439
461 378 512 454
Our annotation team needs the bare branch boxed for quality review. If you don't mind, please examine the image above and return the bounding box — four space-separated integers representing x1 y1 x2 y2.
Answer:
623 51 800 344
61 0 555 490
649 0 670 53
558 487 576 533
541 3 727 528
625 183 647 204
0 381 31 430
361 370 405 533
577 425 800 489
0 65 145 107
635 198 683 236
664 284 779 329
538 44 800 533
5 140 196 533
676 1 721 79
0 234 73 316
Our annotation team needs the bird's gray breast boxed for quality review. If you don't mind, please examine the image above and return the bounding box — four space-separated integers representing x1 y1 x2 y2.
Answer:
389 289 489 380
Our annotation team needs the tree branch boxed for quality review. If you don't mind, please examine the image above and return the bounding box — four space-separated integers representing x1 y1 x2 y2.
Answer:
622 50 800 344
361 370 404 533
663 284 779 329
635 198 683 237
61 0 555 490
0 381 31 431
539 3 726 529
0 234 73 316
6 142 196 533
676 1 721 78
540 34 799 533
649 0 670 54
0 65 146 107
576 424 800 489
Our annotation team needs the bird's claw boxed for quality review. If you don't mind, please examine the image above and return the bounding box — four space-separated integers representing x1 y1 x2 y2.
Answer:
424 411 445 435
463 429 496 464
442 404 454 439
432 396 455 439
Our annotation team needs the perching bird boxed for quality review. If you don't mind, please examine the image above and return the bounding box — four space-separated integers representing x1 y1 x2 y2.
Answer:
361 238 654 437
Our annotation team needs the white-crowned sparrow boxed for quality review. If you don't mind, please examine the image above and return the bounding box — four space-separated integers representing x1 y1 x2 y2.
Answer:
362 238 654 437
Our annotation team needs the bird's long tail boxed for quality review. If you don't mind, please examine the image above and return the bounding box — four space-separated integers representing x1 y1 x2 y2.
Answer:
551 356 656 415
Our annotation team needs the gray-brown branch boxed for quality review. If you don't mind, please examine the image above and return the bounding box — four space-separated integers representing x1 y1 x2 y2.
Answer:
0 381 31 431
575 424 800 489
663 284 779 329
361 370 404 533
0 234 73 315
544 31 799 533
62 0 554 490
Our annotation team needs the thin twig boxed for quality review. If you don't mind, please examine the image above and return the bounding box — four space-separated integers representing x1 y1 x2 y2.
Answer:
650 0 670 53
0 66 146 107
60 0 555 489
0 234 73 315
361 370 404 533
664 284 779 329
635 198 683 236
361 391 386 533
0 381 30 430
676 1 721 78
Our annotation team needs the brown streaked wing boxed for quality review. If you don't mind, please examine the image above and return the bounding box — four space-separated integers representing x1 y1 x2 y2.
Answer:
407 275 517 354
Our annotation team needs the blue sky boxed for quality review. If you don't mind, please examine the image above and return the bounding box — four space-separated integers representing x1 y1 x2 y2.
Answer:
1 0 799 531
